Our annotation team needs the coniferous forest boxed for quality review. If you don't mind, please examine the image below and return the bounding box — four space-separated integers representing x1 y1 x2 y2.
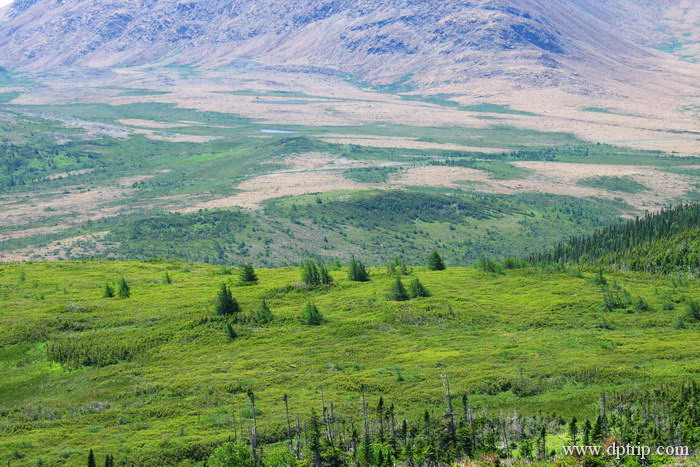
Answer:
530 203 700 273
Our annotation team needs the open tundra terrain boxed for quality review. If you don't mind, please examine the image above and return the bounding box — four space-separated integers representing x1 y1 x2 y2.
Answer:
1 0 700 465
0 1 699 264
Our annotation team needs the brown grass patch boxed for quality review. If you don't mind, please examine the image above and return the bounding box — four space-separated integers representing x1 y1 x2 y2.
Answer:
0 232 113 262
319 134 506 153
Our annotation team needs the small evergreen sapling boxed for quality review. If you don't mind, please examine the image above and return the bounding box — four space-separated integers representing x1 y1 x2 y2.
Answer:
215 283 240 318
87 449 96 467
117 278 130 298
348 256 370 282
239 264 258 285
252 300 274 324
163 272 172 284
427 251 446 271
103 282 115 298
685 300 700 321
389 277 410 301
225 322 238 340
300 302 324 325
408 278 431 298
301 260 333 287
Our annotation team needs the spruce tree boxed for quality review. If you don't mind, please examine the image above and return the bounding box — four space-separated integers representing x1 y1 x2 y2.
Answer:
408 278 431 298
685 300 700 320
215 283 240 318
239 264 258 285
427 251 446 271
348 256 370 282
163 272 172 284
105 454 114 467
582 420 592 445
389 277 410 301
301 302 324 325
225 322 238 340
252 300 274 324
87 449 96 467
103 282 115 298
568 417 578 444
117 278 130 298
301 260 320 286
318 263 333 285
308 410 323 467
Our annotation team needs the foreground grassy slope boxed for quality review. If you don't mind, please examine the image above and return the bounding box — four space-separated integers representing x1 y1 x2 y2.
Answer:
1 261 700 464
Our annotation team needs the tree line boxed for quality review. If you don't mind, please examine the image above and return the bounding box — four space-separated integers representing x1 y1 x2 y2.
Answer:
529 203 700 273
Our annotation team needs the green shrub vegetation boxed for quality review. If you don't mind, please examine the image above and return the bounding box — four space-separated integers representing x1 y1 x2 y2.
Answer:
2 260 700 465
577 175 650 193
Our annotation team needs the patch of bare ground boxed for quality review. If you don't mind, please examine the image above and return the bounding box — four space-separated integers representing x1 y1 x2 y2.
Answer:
0 186 128 232
386 162 694 212
118 119 192 128
179 152 404 210
0 224 72 242
118 174 156 187
182 172 367 211
131 128 221 143
500 162 694 211
37 168 96 181
318 134 507 153
388 166 492 188
0 232 114 263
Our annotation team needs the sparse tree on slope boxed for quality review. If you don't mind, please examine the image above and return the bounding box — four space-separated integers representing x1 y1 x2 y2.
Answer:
408 278 431 298
117 278 130 298
301 302 324 325
427 251 446 271
348 256 371 282
215 283 240 318
389 277 410 302
239 263 258 285
103 282 114 298
252 300 274 324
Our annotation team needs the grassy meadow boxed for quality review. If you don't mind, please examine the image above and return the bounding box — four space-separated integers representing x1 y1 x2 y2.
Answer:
1 260 700 465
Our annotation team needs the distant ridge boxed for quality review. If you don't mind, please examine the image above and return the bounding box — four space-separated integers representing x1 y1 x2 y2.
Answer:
0 0 689 91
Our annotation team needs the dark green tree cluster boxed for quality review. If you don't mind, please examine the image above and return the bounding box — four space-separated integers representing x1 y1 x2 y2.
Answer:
388 277 430 301
103 279 130 298
301 260 333 287
0 141 98 189
566 382 700 458
530 203 700 273
348 257 370 282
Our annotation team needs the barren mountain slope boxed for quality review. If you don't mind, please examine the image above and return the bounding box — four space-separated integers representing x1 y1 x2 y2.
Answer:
0 0 689 90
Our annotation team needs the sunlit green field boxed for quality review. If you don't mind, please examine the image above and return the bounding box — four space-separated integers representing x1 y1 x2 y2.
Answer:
1 260 699 465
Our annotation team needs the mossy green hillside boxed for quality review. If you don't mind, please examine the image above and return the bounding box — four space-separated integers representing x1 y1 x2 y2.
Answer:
1 261 700 464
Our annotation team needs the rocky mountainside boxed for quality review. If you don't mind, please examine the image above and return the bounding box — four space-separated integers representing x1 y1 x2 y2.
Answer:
0 0 688 89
